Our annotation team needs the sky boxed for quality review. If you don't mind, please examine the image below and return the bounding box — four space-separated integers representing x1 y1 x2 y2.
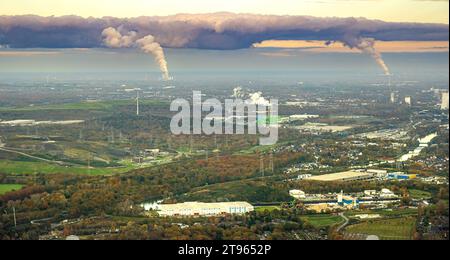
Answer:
1 0 449 24
255 40 449 52
0 0 448 55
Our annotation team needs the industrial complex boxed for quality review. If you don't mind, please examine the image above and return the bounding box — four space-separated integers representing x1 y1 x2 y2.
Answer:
304 169 417 182
289 188 401 213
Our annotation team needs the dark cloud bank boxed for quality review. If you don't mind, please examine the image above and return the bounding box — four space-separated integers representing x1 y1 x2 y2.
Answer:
0 13 448 50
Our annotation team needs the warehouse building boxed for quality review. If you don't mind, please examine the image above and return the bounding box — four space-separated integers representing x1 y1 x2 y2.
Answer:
305 170 376 182
387 173 417 180
156 202 254 217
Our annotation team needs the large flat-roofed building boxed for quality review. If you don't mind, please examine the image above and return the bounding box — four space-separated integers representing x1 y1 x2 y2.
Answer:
306 171 376 182
156 202 254 217
289 190 306 199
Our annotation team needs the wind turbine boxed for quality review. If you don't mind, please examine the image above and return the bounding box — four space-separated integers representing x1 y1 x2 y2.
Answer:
388 74 396 104
136 89 140 116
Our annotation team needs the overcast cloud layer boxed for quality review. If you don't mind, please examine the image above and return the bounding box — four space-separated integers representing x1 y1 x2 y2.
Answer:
0 13 448 49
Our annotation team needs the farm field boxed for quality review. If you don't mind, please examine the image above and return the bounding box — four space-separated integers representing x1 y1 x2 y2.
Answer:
0 160 134 175
344 217 416 240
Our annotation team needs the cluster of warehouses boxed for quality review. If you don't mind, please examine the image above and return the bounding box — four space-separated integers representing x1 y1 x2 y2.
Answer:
142 170 415 217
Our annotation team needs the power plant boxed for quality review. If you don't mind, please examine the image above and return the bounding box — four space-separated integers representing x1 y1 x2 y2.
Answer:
388 75 396 104
102 27 171 81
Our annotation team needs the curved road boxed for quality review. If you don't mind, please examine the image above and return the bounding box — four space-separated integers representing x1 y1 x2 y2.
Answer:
337 212 349 232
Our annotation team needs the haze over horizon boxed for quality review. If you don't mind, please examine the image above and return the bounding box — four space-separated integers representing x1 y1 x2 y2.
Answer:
1 0 449 24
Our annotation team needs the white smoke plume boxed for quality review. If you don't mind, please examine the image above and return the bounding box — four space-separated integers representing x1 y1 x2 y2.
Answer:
2 14 448 51
232 86 245 98
248 92 271 106
340 37 391 75
136 36 170 81
101 27 137 48
101 27 170 81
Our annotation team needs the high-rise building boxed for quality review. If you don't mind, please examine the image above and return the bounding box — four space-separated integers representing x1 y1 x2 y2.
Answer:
442 92 449 110
405 96 412 106
390 92 396 104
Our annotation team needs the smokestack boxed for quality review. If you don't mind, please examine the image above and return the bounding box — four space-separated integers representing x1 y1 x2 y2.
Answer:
136 90 140 116
387 74 396 104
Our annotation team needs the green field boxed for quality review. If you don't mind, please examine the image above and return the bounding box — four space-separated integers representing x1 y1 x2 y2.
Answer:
0 184 24 195
345 208 418 218
345 217 416 240
302 214 344 228
0 160 134 175
409 189 432 199
0 99 169 112
255 206 281 213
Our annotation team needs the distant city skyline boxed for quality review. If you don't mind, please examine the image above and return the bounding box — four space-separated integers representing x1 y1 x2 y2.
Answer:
1 0 449 24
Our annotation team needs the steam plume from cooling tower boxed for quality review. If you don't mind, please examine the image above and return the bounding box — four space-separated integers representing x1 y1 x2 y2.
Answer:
3 14 448 51
6 14 447 78
101 27 170 81
102 27 138 48
232 86 245 98
136 36 170 81
248 92 271 106
339 37 391 75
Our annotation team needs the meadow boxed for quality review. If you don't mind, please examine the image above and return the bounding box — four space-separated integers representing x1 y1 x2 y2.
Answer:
345 217 416 240
0 160 133 175
301 214 344 228
255 206 281 213
0 184 24 195
0 99 169 112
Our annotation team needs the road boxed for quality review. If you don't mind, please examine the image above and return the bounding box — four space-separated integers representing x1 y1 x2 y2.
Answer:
337 212 349 232
0 147 66 165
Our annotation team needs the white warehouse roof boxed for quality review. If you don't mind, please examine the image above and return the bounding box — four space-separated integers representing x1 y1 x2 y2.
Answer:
157 202 254 217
